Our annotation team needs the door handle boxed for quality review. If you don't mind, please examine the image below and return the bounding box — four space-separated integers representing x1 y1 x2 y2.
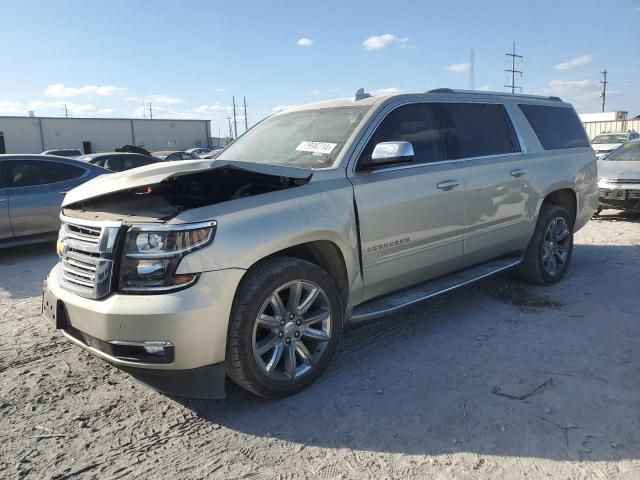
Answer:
436 180 460 191
510 168 527 177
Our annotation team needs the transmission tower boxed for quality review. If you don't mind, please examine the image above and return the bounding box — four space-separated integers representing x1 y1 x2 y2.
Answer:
600 69 608 112
504 41 523 93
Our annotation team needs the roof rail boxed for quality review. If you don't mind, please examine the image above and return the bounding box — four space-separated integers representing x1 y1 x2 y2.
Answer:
427 88 455 94
354 88 371 101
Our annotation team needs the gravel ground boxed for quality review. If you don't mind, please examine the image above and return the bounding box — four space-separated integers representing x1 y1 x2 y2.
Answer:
1 211 640 479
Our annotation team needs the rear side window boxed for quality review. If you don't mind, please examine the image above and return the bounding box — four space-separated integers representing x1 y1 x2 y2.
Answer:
360 103 445 166
439 103 519 159
64 164 86 179
518 104 589 150
7 160 79 187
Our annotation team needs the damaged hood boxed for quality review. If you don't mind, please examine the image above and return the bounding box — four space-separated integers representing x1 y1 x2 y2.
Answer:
63 159 313 207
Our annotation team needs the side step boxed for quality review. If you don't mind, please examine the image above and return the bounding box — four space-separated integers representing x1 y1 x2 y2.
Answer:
349 254 523 323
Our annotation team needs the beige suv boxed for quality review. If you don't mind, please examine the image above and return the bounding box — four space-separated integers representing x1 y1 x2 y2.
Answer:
43 89 598 399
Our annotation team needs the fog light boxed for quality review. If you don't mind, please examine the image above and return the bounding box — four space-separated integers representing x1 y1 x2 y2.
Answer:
144 344 167 355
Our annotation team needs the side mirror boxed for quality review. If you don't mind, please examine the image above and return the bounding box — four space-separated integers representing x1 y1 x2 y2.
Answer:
363 141 414 168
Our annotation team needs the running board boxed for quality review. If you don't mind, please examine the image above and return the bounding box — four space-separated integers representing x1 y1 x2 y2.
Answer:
349 254 523 323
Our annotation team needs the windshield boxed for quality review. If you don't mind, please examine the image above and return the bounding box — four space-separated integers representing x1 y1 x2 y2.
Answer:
604 142 640 162
592 134 627 144
48 149 81 156
217 106 370 168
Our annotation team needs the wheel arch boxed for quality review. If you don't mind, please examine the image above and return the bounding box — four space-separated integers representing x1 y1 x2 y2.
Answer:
540 187 577 226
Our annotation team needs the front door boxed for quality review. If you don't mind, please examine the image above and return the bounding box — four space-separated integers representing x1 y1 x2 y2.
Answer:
349 103 466 302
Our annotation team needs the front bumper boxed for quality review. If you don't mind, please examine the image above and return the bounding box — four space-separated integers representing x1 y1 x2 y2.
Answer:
45 263 246 398
598 185 640 211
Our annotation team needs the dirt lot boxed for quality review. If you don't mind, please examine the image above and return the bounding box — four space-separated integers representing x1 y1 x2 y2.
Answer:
1 211 640 479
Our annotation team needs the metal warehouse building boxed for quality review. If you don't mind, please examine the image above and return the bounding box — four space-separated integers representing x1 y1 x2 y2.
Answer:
0 116 212 154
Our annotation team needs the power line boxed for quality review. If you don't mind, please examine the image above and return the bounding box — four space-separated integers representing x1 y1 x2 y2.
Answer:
600 69 608 113
232 96 238 138
504 41 523 94
243 96 248 132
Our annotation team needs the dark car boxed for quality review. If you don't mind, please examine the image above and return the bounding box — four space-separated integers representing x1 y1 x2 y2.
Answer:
152 150 199 161
0 154 109 247
79 153 159 172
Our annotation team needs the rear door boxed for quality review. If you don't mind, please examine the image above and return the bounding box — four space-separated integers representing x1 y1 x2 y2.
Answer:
6 159 87 238
438 102 531 264
0 162 13 240
350 102 467 301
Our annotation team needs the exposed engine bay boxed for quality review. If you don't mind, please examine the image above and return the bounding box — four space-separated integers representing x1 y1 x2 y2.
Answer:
62 165 312 223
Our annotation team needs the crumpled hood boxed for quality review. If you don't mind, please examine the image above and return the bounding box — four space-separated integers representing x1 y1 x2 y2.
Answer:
592 143 621 153
597 160 640 180
63 159 313 207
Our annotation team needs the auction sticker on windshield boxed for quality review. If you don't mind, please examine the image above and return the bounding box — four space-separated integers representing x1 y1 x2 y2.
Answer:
296 141 337 155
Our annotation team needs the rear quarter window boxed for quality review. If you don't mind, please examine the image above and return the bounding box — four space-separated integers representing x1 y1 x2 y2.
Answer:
519 104 589 150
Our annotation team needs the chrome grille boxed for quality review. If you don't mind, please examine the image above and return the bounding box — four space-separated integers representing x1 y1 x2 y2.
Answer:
609 179 640 185
58 216 122 299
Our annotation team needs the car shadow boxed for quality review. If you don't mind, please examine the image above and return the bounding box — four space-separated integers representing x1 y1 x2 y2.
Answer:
175 243 640 461
0 242 58 300
594 209 640 223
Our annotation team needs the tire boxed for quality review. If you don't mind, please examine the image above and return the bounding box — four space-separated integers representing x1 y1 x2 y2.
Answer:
226 256 344 398
518 204 574 285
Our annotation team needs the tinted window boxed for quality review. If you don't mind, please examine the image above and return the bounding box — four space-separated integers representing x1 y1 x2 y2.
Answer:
7 160 76 187
65 164 86 179
439 103 514 159
101 156 123 171
360 103 444 166
519 104 589 150
48 149 82 157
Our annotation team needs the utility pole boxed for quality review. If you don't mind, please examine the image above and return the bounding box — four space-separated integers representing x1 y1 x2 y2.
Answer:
243 96 248 132
600 69 608 112
149 102 153 120
232 96 238 139
470 49 475 90
504 41 523 94
64 104 69 118
226 116 233 139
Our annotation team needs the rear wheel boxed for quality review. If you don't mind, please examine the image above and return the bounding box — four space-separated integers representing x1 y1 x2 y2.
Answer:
518 204 573 285
226 257 343 398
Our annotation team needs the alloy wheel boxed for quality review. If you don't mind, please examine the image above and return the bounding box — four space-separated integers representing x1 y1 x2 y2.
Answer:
542 217 571 276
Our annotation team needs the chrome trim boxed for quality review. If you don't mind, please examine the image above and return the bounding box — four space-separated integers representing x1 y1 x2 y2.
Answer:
124 221 217 258
119 273 200 293
109 340 173 348
349 257 523 323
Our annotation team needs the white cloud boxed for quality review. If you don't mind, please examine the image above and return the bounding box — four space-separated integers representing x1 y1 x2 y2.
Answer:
362 33 409 51
446 63 471 73
0 101 24 114
26 100 116 116
272 105 297 113
146 94 181 105
215 88 227 92
371 87 404 96
310 89 320 96
297 38 315 47
544 79 598 96
555 55 593 70
190 102 232 114
123 96 141 102
45 83 127 97
477 85 491 91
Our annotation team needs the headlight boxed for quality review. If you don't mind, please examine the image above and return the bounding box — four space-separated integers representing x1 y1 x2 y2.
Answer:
119 221 216 293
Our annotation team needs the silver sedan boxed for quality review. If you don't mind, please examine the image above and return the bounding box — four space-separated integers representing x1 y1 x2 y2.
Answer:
0 155 109 248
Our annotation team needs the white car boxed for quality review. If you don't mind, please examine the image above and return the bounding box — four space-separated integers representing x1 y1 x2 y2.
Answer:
591 131 639 160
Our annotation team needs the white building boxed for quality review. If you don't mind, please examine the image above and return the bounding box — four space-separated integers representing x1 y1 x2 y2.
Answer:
0 116 212 154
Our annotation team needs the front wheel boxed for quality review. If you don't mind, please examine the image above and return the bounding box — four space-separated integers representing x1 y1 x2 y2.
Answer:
518 204 574 285
226 257 343 398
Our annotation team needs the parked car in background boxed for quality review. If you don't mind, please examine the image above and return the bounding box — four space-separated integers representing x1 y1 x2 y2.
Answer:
44 89 597 399
0 155 108 247
79 153 160 172
153 150 199 161
186 147 213 158
591 131 639 160
201 148 224 159
41 148 84 158
597 139 640 213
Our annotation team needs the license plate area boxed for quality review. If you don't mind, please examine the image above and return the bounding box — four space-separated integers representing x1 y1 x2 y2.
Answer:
42 289 68 329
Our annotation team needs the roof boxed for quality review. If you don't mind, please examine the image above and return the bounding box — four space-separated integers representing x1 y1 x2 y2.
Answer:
275 88 569 115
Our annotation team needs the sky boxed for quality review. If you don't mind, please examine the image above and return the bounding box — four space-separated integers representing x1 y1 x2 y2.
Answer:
2 0 640 136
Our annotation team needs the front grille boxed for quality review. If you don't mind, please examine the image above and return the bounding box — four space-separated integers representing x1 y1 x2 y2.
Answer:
599 188 627 200
58 216 122 299
629 190 640 199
